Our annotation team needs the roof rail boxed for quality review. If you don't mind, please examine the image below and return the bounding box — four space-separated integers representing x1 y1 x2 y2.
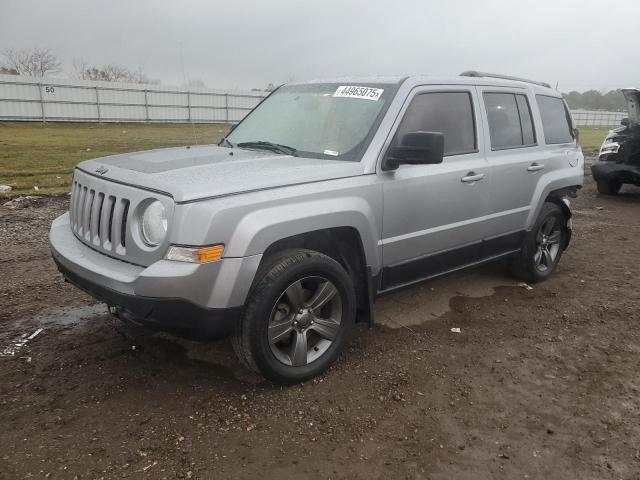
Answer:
460 70 552 89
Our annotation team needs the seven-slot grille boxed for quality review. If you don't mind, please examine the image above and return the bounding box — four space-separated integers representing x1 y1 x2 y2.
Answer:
70 180 130 255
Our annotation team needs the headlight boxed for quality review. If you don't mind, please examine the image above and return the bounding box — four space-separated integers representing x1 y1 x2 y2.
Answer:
599 141 620 156
140 200 167 246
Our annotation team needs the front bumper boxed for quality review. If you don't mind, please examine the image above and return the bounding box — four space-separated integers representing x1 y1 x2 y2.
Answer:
591 161 640 185
50 213 261 339
55 259 241 338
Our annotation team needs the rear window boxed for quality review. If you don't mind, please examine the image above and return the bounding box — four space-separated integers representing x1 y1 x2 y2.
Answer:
484 93 536 149
536 95 574 144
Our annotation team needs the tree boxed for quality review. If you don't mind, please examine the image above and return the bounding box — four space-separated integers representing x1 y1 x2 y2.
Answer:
0 67 18 75
562 89 627 111
562 91 583 109
73 58 151 84
1 48 62 77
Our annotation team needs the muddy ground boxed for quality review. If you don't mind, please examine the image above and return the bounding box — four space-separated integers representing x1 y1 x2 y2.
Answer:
0 173 639 480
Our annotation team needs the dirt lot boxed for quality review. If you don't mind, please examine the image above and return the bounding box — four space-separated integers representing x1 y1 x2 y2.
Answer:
1 173 639 480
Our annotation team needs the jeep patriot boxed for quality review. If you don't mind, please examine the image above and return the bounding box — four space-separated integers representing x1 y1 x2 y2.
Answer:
50 72 584 383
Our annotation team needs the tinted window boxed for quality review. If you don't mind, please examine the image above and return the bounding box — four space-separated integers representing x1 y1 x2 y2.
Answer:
484 93 536 149
516 95 535 145
395 92 476 156
536 95 573 144
484 93 521 149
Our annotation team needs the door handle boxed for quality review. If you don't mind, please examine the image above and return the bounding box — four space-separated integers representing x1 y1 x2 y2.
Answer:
461 172 485 183
527 162 545 172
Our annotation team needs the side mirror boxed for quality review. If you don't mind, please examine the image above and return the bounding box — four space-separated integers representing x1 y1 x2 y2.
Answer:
382 131 445 171
621 117 630 127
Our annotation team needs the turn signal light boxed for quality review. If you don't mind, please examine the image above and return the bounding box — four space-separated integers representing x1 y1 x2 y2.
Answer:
196 245 225 263
165 244 225 264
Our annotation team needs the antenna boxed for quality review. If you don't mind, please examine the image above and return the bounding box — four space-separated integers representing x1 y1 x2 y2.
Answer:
179 41 198 146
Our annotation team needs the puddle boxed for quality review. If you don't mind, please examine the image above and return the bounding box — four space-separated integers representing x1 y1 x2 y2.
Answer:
31 303 108 327
4 303 108 336
1 303 108 357
374 266 520 329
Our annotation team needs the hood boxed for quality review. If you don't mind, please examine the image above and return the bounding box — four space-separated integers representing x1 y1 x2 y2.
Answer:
622 88 639 125
76 145 365 203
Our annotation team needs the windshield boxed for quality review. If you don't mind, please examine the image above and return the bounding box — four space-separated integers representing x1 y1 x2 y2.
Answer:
226 83 397 161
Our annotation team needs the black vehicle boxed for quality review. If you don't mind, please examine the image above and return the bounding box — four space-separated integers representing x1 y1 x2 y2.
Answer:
591 88 640 195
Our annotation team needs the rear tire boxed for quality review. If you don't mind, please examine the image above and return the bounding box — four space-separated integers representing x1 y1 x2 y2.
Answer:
510 202 566 283
596 179 622 195
231 249 356 384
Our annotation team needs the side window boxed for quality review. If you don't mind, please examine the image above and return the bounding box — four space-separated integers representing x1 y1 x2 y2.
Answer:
536 95 574 144
484 93 536 149
394 91 476 156
516 95 535 145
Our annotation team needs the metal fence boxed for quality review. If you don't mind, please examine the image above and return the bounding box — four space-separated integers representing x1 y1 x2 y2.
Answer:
571 109 627 127
0 74 629 128
0 74 267 123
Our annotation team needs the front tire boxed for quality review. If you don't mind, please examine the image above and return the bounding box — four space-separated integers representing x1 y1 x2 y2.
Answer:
510 202 566 283
596 179 622 195
232 249 356 384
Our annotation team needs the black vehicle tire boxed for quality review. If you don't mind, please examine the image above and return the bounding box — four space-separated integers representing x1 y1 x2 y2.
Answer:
596 179 622 195
510 202 566 283
231 249 356 384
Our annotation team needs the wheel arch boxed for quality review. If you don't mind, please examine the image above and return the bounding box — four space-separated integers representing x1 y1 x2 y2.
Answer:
257 227 376 325
526 162 583 232
224 198 380 264
542 186 579 250
527 178 580 229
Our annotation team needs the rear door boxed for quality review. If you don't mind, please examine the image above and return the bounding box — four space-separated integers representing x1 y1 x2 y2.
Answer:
531 93 580 211
379 86 491 290
476 87 545 252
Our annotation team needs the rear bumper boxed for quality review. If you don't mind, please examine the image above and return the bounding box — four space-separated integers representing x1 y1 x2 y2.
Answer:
50 212 260 339
591 161 640 185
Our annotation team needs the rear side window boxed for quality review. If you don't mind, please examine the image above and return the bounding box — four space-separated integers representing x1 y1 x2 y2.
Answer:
395 91 476 156
484 93 536 149
516 95 535 145
536 95 574 144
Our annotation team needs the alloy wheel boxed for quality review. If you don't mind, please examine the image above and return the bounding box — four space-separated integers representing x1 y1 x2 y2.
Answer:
267 276 342 367
534 216 562 272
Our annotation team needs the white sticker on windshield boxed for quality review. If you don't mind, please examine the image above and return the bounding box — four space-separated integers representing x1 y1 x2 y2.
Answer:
323 150 339 156
333 86 384 101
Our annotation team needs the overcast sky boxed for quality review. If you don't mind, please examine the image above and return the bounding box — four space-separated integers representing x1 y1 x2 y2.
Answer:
0 0 637 92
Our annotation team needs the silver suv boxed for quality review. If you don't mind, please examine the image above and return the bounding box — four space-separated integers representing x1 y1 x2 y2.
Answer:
50 72 584 383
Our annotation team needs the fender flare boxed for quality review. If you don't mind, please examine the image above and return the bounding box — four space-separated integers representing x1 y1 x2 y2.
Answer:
224 196 381 269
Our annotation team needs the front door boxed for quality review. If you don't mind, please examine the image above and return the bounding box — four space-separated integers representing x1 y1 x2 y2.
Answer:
379 86 491 290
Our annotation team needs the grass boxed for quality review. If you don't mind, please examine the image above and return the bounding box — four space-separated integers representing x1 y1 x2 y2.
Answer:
0 122 230 196
0 122 611 196
577 126 611 152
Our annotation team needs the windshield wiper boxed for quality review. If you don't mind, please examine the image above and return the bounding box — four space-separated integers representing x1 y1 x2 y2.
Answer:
236 141 297 156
